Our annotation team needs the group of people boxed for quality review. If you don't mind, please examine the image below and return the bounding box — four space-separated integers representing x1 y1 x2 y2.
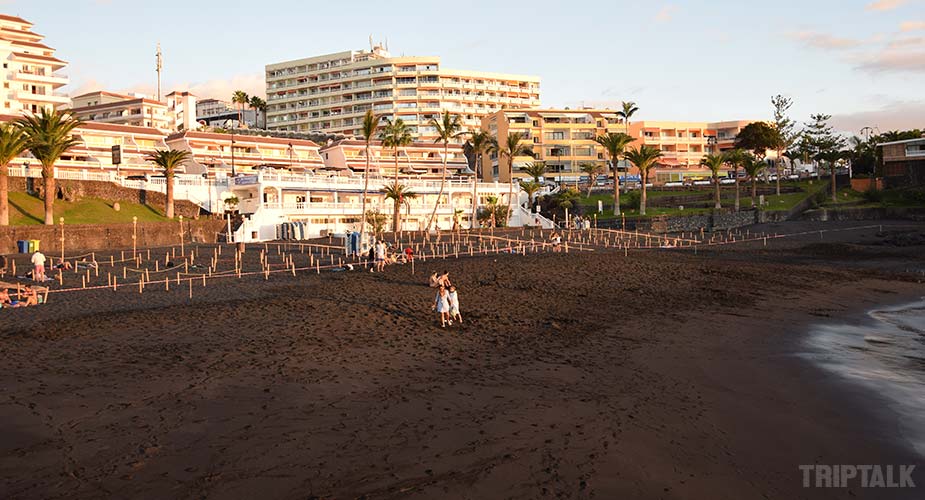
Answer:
429 271 462 328
367 239 414 272
0 286 40 308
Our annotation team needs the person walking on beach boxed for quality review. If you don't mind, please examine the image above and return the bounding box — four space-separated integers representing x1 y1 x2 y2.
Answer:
448 285 462 325
367 243 376 272
31 250 46 281
433 286 450 327
550 232 562 253
375 240 386 272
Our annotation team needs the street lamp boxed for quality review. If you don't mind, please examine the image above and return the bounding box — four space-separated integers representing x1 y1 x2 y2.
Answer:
224 119 236 177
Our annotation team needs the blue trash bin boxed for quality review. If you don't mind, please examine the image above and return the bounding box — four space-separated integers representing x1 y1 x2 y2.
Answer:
16 240 27 253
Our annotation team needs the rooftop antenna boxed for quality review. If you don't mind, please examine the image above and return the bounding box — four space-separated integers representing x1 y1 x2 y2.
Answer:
368 34 373 51
386 37 389 51
155 42 163 102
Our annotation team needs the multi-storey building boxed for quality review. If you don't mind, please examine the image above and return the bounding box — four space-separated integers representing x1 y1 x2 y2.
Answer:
319 139 470 178
196 98 257 128
165 130 325 176
629 120 767 183
879 136 925 188
481 109 627 183
266 43 540 142
0 14 69 114
2 113 167 174
70 90 198 131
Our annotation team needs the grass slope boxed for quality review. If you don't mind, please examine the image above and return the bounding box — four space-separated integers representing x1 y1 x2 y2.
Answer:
8 191 169 226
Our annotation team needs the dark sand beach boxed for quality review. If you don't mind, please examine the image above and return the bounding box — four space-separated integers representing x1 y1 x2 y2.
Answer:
2 220 924 499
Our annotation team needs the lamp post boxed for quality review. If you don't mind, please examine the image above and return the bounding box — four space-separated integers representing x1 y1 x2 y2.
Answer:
224 119 236 177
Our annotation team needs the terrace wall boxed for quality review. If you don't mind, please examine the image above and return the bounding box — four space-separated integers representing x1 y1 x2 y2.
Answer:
0 220 226 255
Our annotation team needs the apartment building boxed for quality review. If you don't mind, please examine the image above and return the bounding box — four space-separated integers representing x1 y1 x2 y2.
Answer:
320 139 470 178
1 113 167 174
481 109 627 183
196 98 257 128
629 120 766 183
70 90 198 131
165 130 325 176
879 136 925 187
0 14 69 114
266 43 540 142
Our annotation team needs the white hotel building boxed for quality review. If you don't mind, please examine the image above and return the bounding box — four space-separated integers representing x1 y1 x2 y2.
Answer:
265 44 541 142
0 14 69 114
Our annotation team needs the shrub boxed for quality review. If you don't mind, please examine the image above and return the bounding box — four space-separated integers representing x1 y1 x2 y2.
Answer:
620 190 641 210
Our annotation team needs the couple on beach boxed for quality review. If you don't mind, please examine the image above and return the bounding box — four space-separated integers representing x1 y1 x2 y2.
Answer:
430 271 462 328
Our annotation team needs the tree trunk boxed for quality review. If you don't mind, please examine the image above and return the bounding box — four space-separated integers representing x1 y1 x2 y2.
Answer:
505 152 514 226
43 168 55 225
471 157 478 229
0 165 8 226
613 158 621 216
714 175 721 209
775 148 782 196
393 198 401 234
166 171 175 218
427 142 448 231
831 165 837 202
734 168 740 211
640 171 647 216
751 179 757 207
359 145 371 248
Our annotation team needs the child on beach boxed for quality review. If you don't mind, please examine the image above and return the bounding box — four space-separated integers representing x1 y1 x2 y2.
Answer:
433 286 450 327
448 285 462 325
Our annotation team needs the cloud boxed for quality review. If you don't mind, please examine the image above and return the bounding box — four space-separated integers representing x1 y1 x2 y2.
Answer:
900 20 925 32
789 31 861 50
866 0 908 11
855 49 925 72
887 36 925 49
830 100 925 133
655 5 678 22
69 73 266 101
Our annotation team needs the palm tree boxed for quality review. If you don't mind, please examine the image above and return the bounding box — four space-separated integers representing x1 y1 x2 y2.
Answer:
249 96 266 128
465 130 492 229
595 132 635 216
426 111 463 232
578 163 603 197
380 117 413 188
231 90 249 126
724 148 748 211
522 161 547 183
488 131 532 225
146 149 192 218
616 101 639 135
0 123 29 225
16 109 82 225
482 194 500 228
700 153 726 209
519 180 542 208
742 154 767 208
382 183 417 234
623 145 662 216
358 110 380 245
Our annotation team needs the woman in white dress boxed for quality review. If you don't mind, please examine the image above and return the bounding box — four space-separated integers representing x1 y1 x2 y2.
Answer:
433 286 450 327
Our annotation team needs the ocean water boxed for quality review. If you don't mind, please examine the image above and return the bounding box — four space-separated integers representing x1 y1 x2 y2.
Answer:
804 300 925 457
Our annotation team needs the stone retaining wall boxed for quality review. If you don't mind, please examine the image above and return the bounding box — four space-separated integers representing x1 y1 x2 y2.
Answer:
0 220 226 254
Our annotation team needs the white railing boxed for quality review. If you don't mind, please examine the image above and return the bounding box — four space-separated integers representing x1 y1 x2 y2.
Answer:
238 171 513 193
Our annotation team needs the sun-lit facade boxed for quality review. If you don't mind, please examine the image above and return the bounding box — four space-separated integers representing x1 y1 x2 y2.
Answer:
0 14 69 114
319 139 470 178
265 44 540 142
165 130 326 176
69 90 198 132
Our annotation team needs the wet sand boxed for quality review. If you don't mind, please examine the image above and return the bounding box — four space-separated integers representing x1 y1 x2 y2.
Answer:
2 221 924 499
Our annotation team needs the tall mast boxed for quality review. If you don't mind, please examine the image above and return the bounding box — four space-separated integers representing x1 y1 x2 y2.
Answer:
156 43 163 102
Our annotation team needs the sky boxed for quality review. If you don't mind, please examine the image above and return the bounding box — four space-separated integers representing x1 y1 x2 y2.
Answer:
9 0 925 134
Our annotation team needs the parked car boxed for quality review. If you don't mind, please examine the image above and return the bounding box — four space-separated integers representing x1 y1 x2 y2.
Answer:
720 178 736 185
692 180 712 186
664 181 684 187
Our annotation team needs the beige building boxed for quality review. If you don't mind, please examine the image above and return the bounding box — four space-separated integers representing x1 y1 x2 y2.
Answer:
70 90 198 132
629 120 768 183
481 109 627 183
0 14 69 114
266 43 540 142
320 139 470 178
